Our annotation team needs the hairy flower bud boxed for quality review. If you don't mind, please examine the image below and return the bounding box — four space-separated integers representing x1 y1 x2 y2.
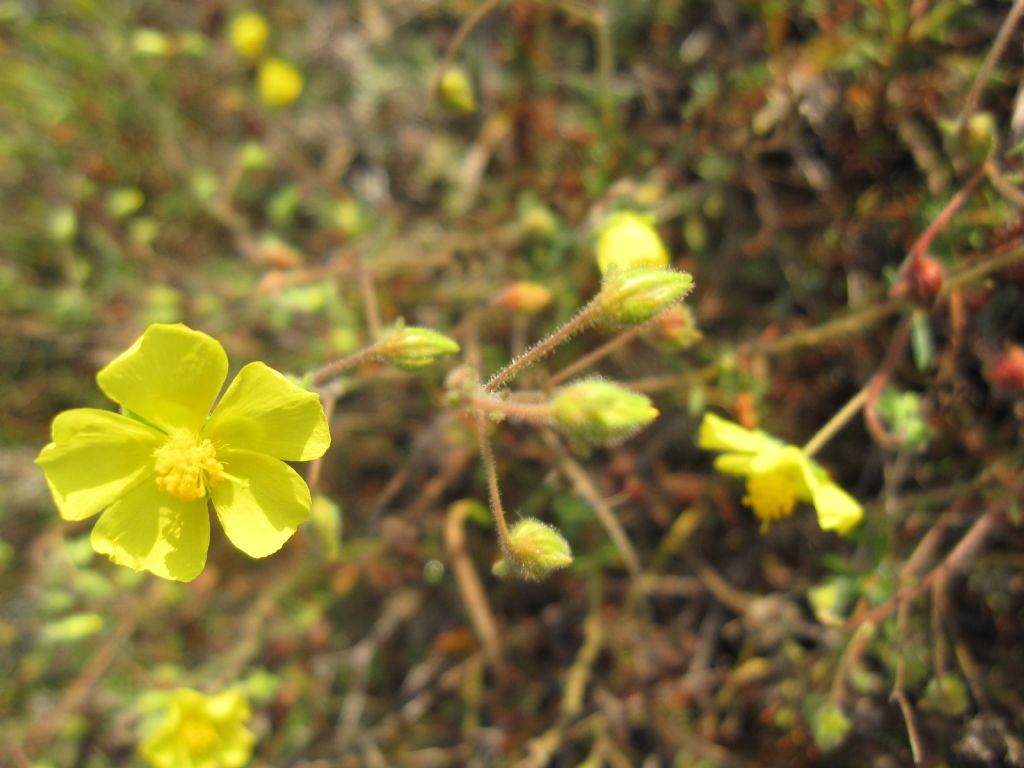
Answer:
493 518 573 581
597 267 694 325
492 281 552 314
551 379 658 445
376 325 460 370
595 212 670 275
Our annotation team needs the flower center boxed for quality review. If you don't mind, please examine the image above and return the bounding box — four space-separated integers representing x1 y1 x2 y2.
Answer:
153 429 224 501
180 717 219 755
743 469 799 523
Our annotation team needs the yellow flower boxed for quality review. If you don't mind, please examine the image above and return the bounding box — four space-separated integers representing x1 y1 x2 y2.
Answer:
36 324 331 581
437 67 477 113
229 12 269 61
698 412 862 534
595 211 670 275
258 58 303 107
140 688 254 768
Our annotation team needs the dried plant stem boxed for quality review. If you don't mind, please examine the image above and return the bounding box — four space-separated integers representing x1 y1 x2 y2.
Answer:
476 412 511 549
831 620 876 705
845 504 1004 629
485 302 601 392
432 0 505 96
898 166 986 279
356 253 382 339
957 0 1024 135
985 161 1024 208
544 431 642 577
445 501 506 675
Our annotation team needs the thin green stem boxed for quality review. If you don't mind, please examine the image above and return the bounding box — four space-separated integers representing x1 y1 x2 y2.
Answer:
485 301 601 392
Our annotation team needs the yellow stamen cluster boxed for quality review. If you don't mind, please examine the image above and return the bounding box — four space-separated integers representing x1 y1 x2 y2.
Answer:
743 470 799 523
180 717 219 755
153 429 224 501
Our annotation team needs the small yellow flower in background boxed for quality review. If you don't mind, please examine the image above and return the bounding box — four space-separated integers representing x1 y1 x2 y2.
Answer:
36 323 331 582
229 12 269 61
258 58 303 107
698 412 862 534
140 688 254 768
595 211 670 275
437 66 477 113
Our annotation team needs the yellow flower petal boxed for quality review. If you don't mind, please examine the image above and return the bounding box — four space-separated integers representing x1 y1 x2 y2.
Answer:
210 449 311 558
595 211 670 275
698 412 781 455
97 324 228 432
204 362 330 461
35 409 162 521
810 480 863 534
91 483 209 582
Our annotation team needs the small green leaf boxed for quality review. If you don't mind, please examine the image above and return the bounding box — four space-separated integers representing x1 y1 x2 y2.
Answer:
920 674 970 716
910 309 934 371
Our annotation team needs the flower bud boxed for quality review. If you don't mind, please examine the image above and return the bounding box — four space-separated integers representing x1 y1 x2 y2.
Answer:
438 67 477 113
229 12 270 60
595 211 669 275
551 379 658 445
131 28 171 57
985 343 1024 393
376 325 460 370
597 267 694 325
520 203 558 240
493 518 572 581
258 58 304 107
653 304 703 349
964 112 997 162
907 255 944 307
492 281 552 314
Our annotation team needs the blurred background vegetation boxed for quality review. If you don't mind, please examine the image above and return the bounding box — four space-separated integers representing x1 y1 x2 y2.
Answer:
3 0 1024 765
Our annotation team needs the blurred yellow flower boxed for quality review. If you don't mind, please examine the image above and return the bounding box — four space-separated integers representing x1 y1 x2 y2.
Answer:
229 12 269 61
595 211 670 275
438 67 477 113
258 58 303 107
140 688 254 768
698 412 862 534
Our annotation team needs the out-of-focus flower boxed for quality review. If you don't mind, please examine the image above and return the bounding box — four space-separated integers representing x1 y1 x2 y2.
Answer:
698 412 862 534
229 12 269 60
438 67 477 113
595 211 669 275
258 58 303 107
140 688 254 768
